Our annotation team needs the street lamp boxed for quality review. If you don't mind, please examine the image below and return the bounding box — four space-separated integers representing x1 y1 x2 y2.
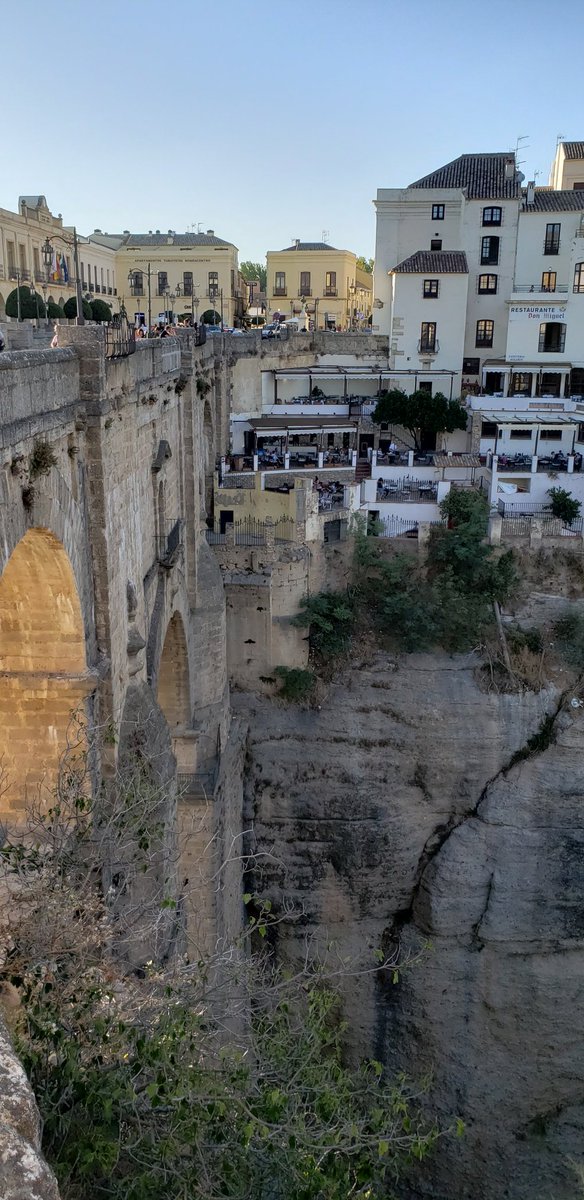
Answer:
128 263 152 333
41 239 52 326
42 230 84 325
349 285 356 331
29 280 41 326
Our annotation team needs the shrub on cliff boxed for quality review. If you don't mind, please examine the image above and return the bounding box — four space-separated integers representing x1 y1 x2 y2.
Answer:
292 591 356 660
547 486 582 527
0 763 450 1200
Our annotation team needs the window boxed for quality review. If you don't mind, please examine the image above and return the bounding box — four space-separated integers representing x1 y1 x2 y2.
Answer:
430 238 442 251
481 421 498 437
157 270 168 295
6 241 15 273
539 428 562 441
419 321 436 352
544 223 561 254
480 236 500 265
574 263 584 293
463 357 480 374
33 246 40 277
510 373 533 395
130 271 143 294
208 270 218 298
483 207 502 226
539 322 566 352
423 279 439 298
542 271 557 293
183 271 193 296
274 271 286 296
324 271 336 296
574 182 584 190
432 204 445 220
478 274 498 294
510 428 532 440
300 271 311 296
476 319 494 347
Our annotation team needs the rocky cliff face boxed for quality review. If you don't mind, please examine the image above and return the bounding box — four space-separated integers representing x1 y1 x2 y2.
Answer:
0 1011 60 1200
237 650 584 1199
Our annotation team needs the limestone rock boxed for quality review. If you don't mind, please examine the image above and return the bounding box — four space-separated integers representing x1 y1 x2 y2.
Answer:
0 1017 60 1199
238 651 583 1199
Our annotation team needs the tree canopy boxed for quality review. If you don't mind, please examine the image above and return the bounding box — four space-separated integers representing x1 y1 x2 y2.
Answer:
372 389 468 451
356 256 374 274
63 296 93 320
240 260 267 291
5 286 46 319
90 298 112 323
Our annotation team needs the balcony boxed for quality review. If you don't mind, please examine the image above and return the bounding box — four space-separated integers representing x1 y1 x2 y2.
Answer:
377 476 438 503
157 519 184 569
299 288 312 297
108 287 113 295
9 267 30 281
273 288 287 297
130 286 145 296
513 284 568 294
543 240 560 255
94 283 101 293
324 287 338 297
418 339 439 355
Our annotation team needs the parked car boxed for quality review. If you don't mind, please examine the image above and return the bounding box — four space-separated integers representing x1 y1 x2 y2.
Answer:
229 328 245 336
261 323 282 339
205 325 223 334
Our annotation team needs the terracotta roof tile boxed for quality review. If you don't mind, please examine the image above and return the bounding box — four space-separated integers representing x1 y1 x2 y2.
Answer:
409 153 520 199
392 250 468 274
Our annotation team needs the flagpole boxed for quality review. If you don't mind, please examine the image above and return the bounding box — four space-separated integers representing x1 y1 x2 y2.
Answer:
73 228 85 326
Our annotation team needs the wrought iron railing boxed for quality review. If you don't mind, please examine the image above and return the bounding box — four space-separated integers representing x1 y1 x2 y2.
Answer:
205 516 295 546
105 312 136 358
324 287 338 297
157 519 184 567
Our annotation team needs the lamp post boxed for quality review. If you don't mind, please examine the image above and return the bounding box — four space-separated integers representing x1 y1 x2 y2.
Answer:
349 285 356 331
12 268 22 322
29 280 41 327
42 230 84 324
128 263 152 333
41 239 52 326
314 297 319 332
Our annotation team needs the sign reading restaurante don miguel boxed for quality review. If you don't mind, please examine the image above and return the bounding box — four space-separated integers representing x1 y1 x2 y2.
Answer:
509 305 568 321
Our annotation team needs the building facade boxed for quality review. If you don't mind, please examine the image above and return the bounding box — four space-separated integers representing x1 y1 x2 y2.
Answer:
0 196 118 318
266 241 372 330
373 141 584 401
115 231 245 329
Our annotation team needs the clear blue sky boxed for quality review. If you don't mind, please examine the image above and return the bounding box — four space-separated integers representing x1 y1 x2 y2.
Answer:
4 0 584 263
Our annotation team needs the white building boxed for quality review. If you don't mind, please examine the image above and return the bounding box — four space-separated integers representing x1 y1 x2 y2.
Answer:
373 141 584 402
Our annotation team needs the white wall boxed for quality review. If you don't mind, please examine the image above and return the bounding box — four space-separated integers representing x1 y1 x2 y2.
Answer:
390 270 468 386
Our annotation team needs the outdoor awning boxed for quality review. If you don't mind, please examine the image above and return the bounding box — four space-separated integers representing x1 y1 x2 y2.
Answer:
247 416 359 432
269 366 458 379
433 454 481 468
479 411 580 425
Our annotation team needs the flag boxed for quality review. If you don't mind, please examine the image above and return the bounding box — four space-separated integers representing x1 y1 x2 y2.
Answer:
61 253 69 283
51 251 58 281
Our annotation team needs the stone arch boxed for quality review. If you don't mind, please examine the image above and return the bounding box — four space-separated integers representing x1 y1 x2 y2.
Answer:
157 611 190 732
0 528 91 815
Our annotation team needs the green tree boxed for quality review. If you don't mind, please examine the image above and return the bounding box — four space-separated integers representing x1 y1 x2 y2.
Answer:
47 301 62 318
5 286 46 319
63 296 93 320
90 298 112 323
356 256 374 274
372 389 468 451
240 260 267 291
547 486 582 526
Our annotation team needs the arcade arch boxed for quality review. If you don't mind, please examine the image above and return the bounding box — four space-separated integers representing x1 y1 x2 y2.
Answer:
0 528 90 815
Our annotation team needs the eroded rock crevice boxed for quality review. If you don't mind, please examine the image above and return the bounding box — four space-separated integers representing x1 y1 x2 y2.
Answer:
238 650 584 1200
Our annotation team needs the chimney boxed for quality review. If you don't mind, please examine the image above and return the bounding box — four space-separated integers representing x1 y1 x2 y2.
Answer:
526 180 535 205
295 239 300 249
207 229 214 235
504 156 515 181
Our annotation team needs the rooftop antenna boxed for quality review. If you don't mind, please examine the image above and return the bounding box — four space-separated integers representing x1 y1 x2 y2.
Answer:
322 229 329 243
556 133 565 148
514 134 529 168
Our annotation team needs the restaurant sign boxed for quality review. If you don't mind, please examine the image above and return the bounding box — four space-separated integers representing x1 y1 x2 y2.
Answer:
509 304 567 322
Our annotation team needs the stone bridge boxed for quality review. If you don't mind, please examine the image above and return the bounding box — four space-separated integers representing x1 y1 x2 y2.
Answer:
0 327 241 956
